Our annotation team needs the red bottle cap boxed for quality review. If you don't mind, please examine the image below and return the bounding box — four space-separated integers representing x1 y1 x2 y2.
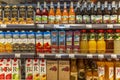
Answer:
90 29 94 33
107 30 113 33
81 30 86 33
98 30 104 33
116 30 120 33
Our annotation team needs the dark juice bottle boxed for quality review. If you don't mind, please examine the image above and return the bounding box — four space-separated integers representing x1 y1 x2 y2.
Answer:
110 1 117 23
76 2 82 24
118 1 120 23
90 2 96 24
42 1 48 24
35 2 41 24
106 30 114 53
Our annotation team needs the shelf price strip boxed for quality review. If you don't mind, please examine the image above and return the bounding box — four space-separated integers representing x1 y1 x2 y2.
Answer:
86 24 92 29
15 54 21 58
87 54 93 58
107 24 113 28
0 24 7 28
69 54 75 58
39 54 45 58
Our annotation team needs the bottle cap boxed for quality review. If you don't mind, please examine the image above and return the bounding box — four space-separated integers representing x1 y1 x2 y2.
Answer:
51 2 54 8
81 30 86 33
90 29 94 33
57 2 60 8
116 30 120 33
98 30 104 33
71 2 73 8
112 1 116 8
77 2 80 7
104 1 108 8
37 2 40 8
44 1 47 8
64 2 67 8
107 30 113 33
97 1 101 8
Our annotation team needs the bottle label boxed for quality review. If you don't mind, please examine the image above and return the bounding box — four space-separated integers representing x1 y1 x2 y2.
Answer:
69 15 75 23
89 33 95 40
103 15 110 23
81 34 87 40
48 15 55 23
118 15 120 23
110 15 117 23
106 34 113 40
55 15 61 23
83 15 90 23
96 15 102 23
91 15 96 23
98 33 104 40
70 72 78 80
98 67 105 78
115 33 120 40
78 70 85 79
76 15 82 23
74 34 80 46
109 67 114 79
62 15 68 23
42 15 47 23
116 67 120 79
35 15 41 23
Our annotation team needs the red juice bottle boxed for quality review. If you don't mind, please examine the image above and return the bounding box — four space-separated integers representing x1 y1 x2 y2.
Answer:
42 2 48 24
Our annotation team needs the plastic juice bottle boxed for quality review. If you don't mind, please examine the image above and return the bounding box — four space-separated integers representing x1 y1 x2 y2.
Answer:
88 30 96 53
55 2 61 24
115 61 120 80
19 6 26 24
110 1 117 23
106 30 114 53
69 2 75 24
42 2 48 24
0 6 3 24
76 2 82 24
62 2 68 24
35 2 41 24
114 30 120 53
48 2 55 24
118 1 120 23
97 30 106 53
80 30 88 53
90 2 96 24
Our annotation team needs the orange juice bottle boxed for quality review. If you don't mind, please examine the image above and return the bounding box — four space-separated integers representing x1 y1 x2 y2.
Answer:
55 2 62 24
48 2 55 24
69 2 75 24
62 2 68 24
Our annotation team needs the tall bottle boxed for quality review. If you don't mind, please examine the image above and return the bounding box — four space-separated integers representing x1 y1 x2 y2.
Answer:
42 2 48 24
90 2 96 24
118 1 120 23
69 2 75 24
48 2 55 24
76 2 82 24
55 2 62 24
0 6 2 24
35 2 41 24
110 1 117 23
62 2 68 24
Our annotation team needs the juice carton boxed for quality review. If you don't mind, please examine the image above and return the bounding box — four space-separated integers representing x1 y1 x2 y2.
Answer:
0 59 5 80
5 59 12 80
66 31 73 53
19 31 28 53
0 31 5 53
73 30 80 53
27 31 35 53
12 31 20 53
12 59 20 80
51 31 58 53
59 60 70 80
59 31 66 53
25 59 33 80
47 60 58 80
43 31 51 53
33 59 40 80
4 31 13 53
40 59 46 80
36 31 43 53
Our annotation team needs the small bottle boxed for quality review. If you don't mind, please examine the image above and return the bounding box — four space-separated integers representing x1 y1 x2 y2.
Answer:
35 2 41 24
42 2 48 24
69 2 75 24
62 2 68 24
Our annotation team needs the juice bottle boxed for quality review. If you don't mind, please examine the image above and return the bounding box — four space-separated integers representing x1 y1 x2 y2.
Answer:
86 67 93 80
88 30 97 53
115 61 120 80
0 31 5 53
118 1 120 23
92 61 98 80
0 59 5 80
76 2 82 24
62 2 68 24
35 2 41 24
90 2 96 24
106 30 114 53
97 30 106 53
42 2 48 24
114 30 120 53
80 30 88 53
70 59 78 80
19 6 26 24
69 2 75 24
0 6 3 24
48 2 55 24
55 2 62 24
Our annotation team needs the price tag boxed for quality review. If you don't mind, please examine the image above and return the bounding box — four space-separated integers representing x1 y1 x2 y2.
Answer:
107 24 113 28
54 24 59 28
15 54 21 58
86 24 92 28
98 54 104 59
56 54 61 58
37 24 44 28
111 54 117 59
69 54 75 58
64 25 70 28
87 54 93 58
39 54 45 58
1 24 7 28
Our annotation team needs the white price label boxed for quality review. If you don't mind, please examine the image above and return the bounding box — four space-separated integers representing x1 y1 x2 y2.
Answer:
15 54 21 58
98 54 104 59
54 24 59 28
87 54 93 58
56 54 61 58
1 24 7 28
37 24 44 28
111 54 117 59
64 25 70 28
107 24 113 28
39 54 45 58
86 24 92 28
69 54 75 58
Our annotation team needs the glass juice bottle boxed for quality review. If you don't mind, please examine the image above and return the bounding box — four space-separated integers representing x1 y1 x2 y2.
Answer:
90 2 96 24
118 1 120 23
76 2 82 24
0 6 3 24
42 2 48 24
35 2 41 24
69 2 75 24
62 2 68 24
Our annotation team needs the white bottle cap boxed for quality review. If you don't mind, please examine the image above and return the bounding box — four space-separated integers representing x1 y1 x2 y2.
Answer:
64 2 67 8
51 2 54 8
71 2 73 8
44 1 47 8
97 1 101 8
112 1 116 8
57 2 60 8
104 1 108 8
37 2 40 8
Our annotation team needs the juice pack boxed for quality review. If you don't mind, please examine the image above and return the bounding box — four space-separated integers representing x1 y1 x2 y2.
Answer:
4 31 12 53
0 59 5 80
36 31 43 53
59 60 70 80
51 31 58 53
47 60 58 80
12 59 20 80
25 59 33 80
0 31 5 53
73 31 80 53
5 59 12 80
33 59 40 80
19 31 27 53
40 59 46 80
43 31 51 53
59 31 66 53
27 31 35 53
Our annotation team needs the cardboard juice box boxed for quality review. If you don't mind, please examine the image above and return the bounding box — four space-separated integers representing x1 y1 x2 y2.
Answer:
73 31 80 53
47 60 58 80
59 60 70 80
33 59 40 80
40 59 46 80
66 31 73 53
0 31 5 53
43 31 51 53
12 59 20 80
59 31 66 53
51 31 58 53
0 59 5 80
25 59 33 80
